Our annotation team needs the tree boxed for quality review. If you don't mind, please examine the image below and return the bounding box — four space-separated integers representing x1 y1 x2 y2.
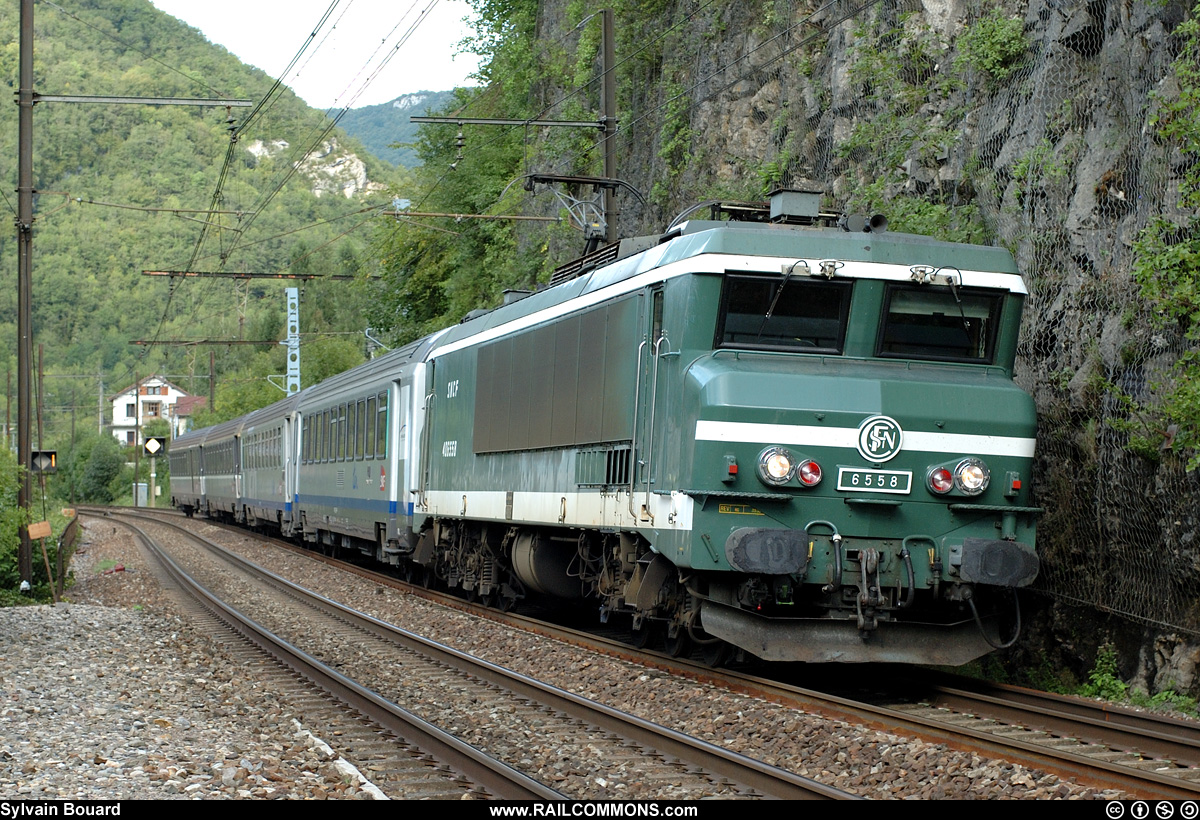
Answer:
77 436 125 504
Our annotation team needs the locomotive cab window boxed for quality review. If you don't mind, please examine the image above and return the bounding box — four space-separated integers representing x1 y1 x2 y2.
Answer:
716 274 851 353
877 284 1003 364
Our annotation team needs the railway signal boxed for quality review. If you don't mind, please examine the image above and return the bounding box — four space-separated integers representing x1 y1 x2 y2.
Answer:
31 450 56 474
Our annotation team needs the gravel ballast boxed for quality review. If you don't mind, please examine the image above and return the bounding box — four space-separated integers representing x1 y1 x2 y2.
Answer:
1 516 1126 800
0 521 366 800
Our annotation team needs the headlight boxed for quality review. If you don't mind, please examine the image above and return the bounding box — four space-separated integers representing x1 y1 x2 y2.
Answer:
953 458 990 495
757 446 796 486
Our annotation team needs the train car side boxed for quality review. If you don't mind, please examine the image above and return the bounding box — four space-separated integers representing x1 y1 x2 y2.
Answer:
292 335 441 561
168 427 205 516
240 394 302 531
189 416 245 520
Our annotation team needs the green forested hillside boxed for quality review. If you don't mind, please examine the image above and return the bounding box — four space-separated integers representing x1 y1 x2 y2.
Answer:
338 90 458 167
0 0 405 447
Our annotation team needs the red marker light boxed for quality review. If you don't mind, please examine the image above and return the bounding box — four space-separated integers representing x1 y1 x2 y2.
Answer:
929 468 953 494
797 460 822 487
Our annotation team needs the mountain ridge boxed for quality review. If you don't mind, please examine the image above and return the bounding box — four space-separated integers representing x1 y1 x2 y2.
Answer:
338 89 459 168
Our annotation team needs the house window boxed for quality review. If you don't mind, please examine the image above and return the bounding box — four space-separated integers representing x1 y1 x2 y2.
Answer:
126 402 136 418
145 402 161 418
126 431 135 445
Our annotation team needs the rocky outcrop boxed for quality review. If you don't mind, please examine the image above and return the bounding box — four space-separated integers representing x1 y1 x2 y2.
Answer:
541 0 1200 689
294 139 386 198
245 137 385 198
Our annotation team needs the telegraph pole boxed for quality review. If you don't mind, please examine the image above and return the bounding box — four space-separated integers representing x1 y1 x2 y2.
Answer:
12 4 248 566
411 8 623 247
17 0 35 588
601 8 618 243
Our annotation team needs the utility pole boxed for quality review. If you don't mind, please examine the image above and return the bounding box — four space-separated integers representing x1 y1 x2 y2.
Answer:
411 8 624 249
13 2 249 579
17 0 35 588
132 373 140 507
601 8 618 243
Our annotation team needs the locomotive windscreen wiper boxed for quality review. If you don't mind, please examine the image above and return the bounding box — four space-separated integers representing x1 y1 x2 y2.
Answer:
756 260 808 339
942 266 972 336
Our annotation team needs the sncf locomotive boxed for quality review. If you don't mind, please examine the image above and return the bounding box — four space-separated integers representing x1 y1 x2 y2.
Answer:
170 191 1040 665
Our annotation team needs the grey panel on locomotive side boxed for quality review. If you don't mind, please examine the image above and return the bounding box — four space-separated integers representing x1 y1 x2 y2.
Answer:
473 295 638 454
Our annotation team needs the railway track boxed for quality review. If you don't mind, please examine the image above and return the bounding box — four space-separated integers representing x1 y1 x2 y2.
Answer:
107 511 558 800
880 673 1200 789
96 508 855 801
102 506 1200 799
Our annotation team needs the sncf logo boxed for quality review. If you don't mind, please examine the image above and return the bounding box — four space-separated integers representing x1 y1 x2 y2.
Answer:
857 415 903 462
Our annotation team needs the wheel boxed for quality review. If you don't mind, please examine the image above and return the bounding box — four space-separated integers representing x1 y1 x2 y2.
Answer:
420 566 436 589
699 640 731 668
630 621 654 649
663 629 691 658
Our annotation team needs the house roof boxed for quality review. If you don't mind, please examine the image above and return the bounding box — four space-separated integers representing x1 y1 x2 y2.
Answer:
109 375 189 402
172 396 207 416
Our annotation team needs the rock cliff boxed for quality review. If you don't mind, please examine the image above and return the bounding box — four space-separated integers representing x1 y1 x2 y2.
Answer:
526 0 1200 688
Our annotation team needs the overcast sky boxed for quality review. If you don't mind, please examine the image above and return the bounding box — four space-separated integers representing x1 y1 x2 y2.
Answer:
149 0 482 109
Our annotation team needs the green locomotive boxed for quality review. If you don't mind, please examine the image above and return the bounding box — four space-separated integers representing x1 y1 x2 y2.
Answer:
411 191 1039 665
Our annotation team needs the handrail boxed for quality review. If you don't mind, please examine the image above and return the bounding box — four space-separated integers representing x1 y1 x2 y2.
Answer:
627 338 647 520
643 334 670 523
417 391 435 510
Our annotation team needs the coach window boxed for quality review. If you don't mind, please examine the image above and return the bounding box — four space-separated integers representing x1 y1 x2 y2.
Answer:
716 274 851 353
339 404 349 460
348 401 358 460
356 399 367 459
320 409 329 462
876 284 1003 364
365 396 377 458
332 408 338 460
324 409 332 462
326 409 333 461
331 407 339 461
376 392 388 458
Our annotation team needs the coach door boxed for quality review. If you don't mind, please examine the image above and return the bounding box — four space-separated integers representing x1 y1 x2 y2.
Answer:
282 416 297 532
386 379 412 546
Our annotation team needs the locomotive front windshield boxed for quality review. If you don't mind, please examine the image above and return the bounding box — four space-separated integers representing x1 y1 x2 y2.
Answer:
717 274 851 353
877 284 1003 363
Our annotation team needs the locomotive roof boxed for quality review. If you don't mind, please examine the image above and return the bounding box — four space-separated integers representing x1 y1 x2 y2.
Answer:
174 219 1027 443
428 220 1026 360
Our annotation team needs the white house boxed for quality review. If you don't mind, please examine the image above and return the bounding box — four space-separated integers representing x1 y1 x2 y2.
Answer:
109 376 192 445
